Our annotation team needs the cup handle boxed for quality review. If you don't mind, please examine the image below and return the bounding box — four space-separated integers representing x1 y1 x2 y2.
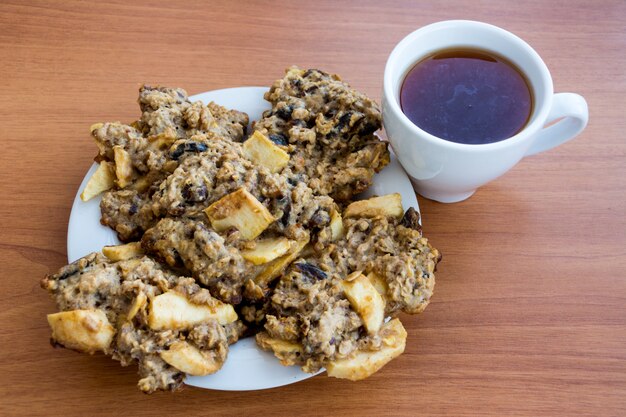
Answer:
525 93 588 156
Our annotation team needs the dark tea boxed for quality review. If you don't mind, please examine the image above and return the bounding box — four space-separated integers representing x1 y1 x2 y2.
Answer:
400 48 533 144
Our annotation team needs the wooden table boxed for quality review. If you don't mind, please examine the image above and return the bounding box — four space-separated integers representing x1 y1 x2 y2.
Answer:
1 1 624 416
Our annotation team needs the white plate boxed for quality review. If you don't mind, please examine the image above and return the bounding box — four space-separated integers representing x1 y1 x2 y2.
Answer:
67 86 420 391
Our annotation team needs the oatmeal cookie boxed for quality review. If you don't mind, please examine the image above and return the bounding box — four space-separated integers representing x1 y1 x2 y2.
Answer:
41 252 245 393
91 86 249 241
256 204 440 375
315 207 440 315
254 67 390 200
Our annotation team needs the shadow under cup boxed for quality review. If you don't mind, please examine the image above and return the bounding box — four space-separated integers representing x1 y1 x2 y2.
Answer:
383 20 556 203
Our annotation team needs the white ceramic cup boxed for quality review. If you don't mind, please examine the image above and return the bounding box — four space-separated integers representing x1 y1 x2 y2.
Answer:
382 20 589 203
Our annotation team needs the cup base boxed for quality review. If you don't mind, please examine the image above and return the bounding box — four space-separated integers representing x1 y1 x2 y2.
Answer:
411 181 476 203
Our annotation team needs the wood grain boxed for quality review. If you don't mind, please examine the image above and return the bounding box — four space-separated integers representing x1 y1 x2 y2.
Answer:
0 1 624 416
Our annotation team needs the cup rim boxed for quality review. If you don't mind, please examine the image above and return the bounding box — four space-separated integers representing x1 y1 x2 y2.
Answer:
383 20 554 151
